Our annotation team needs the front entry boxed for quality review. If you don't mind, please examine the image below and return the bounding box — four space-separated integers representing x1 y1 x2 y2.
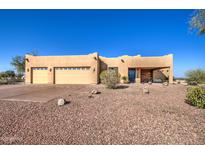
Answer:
141 69 153 83
128 68 136 83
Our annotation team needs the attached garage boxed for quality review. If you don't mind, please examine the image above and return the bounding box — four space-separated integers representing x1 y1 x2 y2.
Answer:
54 67 91 84
32 67 48 84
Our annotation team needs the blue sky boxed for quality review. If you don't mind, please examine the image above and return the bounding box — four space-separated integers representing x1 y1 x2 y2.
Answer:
0 10 204 77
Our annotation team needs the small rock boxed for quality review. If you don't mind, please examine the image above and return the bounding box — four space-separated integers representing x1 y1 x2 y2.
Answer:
57 98 65 106
163 82 169 86
88 94 94 98
90 89 100 94
143 87 149 94
148 81 152 85
181 82 188 86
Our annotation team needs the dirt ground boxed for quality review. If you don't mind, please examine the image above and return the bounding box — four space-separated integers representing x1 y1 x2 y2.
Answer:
0 83 205 144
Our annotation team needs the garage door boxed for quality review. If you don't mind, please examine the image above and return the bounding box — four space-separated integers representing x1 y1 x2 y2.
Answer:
55 67 91 84
32 67 48 84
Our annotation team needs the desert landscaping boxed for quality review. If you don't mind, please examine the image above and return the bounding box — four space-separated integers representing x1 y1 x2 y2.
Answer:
0 83 205 144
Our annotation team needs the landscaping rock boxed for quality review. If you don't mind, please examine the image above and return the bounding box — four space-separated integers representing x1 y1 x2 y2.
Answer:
148 81 152 85
90 89 100 94
88 94 94 98
57 98 65 106
163 82 169 86
143 87 149 94
181 82 188 86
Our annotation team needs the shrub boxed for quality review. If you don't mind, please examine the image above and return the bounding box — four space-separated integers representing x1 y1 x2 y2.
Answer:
186 86 205 109
100 70 120 89
189 81 198 86
99 70 107 84
186 69 205 85
122 76 129 84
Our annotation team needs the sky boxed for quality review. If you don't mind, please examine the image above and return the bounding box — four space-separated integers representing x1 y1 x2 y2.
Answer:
0 9 204 77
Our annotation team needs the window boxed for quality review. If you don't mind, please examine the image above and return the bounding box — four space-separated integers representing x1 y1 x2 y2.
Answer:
108 67 118 73
55 67 90 70
33 67 47 70
85 67 90 70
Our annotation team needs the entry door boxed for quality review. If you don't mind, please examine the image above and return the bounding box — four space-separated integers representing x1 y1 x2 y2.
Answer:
128 69 136 83
141 69 153 83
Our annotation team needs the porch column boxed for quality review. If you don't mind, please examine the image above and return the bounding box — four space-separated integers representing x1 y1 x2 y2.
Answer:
169 67 173 84
136 68 141 85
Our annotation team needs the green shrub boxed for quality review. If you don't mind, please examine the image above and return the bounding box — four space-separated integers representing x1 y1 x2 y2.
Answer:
122 76 129 84
189 81 198 86
186 86 205 108
186 69 205 85
100 70 120 89
99 70 107 84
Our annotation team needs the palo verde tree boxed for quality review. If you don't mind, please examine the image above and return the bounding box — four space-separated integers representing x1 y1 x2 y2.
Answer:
189 10 205 35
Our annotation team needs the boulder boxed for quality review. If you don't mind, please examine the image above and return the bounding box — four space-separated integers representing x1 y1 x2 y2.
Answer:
163 82 169 86
148 81 152 85
88 94 94 98
143 87 149 94
181 82 188 86
90 89 100 94
57 98 65 106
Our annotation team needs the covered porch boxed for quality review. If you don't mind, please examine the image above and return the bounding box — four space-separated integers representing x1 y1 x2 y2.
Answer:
129 67 173 84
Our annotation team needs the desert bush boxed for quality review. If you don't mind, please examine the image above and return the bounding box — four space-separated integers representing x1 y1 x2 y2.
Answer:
99 70 107 84
186 69 205 85
122 76 129 84
186 86 205 108
100 70 120 89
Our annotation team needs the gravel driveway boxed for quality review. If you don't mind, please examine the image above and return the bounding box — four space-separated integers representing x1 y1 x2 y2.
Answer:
0 84 205 144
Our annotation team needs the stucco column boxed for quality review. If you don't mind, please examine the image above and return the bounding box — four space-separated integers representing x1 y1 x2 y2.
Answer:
48 67 54 84
168 54 174 84
90 52 99 84
169 67 173 84
136 68 141 85
25 54 32 84
25 67 32 84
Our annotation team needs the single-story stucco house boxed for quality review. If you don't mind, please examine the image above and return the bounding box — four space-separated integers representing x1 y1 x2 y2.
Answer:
25 52 173 84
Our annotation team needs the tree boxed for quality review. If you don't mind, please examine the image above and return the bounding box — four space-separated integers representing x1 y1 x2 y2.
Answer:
10 56 25 75
185 69 205 85
0 70 15 80
189 10 205 35
10 51 38 75
4 70 15 78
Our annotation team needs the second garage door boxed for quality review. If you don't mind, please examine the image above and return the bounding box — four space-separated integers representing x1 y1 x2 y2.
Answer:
54 67 91 84
32 67 48 84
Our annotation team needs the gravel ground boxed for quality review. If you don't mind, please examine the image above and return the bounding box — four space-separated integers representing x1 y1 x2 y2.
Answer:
0 84 205 144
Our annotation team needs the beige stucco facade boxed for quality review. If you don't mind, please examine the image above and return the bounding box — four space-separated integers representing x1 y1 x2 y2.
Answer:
25 52 173 84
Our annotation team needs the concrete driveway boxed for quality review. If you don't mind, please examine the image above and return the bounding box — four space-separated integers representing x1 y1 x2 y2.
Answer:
0 84 88 103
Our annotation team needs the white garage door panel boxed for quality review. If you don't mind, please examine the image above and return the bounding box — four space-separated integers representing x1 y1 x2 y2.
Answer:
32 67 48 84
55 67 91 84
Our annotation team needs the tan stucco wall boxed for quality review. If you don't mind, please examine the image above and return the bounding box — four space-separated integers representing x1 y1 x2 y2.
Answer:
153 68 169 82
99 54 173 83
25 52 99 84
25 52 173 84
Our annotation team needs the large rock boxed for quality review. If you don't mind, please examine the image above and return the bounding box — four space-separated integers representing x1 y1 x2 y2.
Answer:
90 89 100 94
57 98 65 106
148 81 152 85
163 82 169 86
143 87 149 94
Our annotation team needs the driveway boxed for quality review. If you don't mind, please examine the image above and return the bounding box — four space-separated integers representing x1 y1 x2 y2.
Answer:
0 84 88 102
0 84 205 144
